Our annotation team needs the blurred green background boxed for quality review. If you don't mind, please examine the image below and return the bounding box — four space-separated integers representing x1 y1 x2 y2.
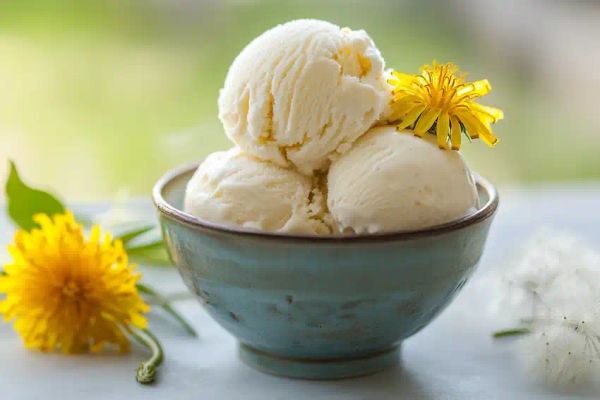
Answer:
1 0 599 200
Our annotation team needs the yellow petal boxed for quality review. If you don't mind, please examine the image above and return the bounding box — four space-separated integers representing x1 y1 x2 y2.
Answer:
456 79 491 99
89 225 101 244
456 110 498 146
390 70 416 84
482 130 499 146
436 112 450 149
131 312 148 329
33 214 52 230
395 104 426 131
450 116 462 150
390 95 422 112
388 96 422 122
469 102 504 123
455 111 479 139
414 107 440 137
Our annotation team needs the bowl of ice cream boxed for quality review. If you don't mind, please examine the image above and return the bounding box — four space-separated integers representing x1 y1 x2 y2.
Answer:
153 18 502 379
153 155 498 380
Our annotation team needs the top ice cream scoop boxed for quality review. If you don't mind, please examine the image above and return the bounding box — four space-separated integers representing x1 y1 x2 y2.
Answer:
218 19 389 175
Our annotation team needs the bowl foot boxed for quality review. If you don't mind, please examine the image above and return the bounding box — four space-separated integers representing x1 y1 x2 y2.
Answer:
238 343 400 380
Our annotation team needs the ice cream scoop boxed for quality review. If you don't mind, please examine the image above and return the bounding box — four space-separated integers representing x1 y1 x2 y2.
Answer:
184 147 332 234
218 19 389 175
327 126 479 234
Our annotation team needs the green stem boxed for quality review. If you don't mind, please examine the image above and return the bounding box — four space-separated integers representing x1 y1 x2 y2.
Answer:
164 292 194 302
133 328 164 384
492 328 531 338
136 283 197 337
145 291 194 304
161 302 197 337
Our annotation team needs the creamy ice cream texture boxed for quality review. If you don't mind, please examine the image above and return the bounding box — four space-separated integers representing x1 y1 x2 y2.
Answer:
184 19 480 235
184 147 333 235
218 19 389 175
327 126 479 234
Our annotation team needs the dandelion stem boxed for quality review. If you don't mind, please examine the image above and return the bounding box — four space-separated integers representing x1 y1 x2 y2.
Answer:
164 292 195 302
492 328 531 338
136 283 198 337
133 328 164 384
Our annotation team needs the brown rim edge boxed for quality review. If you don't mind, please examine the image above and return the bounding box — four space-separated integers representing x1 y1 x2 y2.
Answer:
152 162 499 243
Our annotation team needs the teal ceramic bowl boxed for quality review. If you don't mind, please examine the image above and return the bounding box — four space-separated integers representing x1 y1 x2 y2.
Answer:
153 163 499 380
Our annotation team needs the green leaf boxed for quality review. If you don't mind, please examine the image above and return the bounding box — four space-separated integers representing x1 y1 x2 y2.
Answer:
492 328 530 338
127 239 165 253
5 160 65 230
127 237 172 266
136 283 197 337
130 250 172 267
115 225 155 246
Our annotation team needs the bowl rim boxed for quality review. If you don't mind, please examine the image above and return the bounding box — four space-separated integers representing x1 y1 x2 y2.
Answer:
153 162 499 242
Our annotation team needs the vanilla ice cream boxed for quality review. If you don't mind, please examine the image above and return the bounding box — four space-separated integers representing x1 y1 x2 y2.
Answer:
184 147 333 234
218 19 389 175
327 126 479 234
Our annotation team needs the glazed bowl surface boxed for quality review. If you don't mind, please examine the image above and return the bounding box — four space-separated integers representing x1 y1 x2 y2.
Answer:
153 163 498 379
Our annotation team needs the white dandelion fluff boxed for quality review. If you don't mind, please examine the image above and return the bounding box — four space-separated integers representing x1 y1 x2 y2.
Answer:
518 317 600 387
495 229 600 388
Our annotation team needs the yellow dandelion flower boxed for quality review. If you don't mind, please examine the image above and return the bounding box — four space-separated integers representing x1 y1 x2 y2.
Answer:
388 61 503 150
0 211 149 354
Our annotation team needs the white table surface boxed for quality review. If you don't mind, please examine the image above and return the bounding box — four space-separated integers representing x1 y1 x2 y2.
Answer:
2 184 600 400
